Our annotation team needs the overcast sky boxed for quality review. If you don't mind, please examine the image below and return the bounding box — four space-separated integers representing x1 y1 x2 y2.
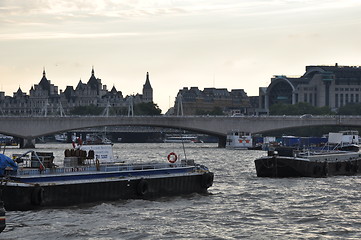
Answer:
1 0 361 112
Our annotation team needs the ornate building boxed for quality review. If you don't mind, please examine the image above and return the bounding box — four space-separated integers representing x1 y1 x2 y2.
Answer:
258 64 361 114
0 68 153 116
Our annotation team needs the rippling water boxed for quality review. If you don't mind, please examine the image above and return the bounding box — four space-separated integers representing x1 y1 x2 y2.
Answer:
1 143 361 239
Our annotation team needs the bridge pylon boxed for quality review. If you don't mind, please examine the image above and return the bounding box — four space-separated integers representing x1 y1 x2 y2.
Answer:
19 138 36 149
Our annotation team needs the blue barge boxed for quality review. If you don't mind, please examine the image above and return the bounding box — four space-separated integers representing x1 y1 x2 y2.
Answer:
0 149 214 211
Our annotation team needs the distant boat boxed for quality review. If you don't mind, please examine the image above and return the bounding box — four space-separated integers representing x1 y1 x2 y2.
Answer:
0 134 17 146
325 130 359 152
72 134 113 147
85 133 112 145
54 133 67 143
226 131 257 150
164 136 202 143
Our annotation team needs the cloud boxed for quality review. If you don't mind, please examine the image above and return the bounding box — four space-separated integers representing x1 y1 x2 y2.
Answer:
0 0 359 42
0 0 357 18
0 31 142 40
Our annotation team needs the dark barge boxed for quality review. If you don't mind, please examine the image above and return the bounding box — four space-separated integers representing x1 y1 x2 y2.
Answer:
255 147 361 178
0 149 214 211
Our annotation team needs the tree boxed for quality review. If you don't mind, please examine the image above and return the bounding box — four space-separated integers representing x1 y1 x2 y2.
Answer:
69 105 103 115
269 102 332 115
195 107 224 115
134 102 162 115
110 107 128 115
337 103 361 115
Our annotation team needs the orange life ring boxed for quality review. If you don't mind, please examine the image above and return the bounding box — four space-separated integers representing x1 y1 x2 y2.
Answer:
167 152 177 163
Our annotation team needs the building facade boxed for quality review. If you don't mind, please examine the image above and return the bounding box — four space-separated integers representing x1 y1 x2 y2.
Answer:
258 64 361 114
0 68 153 116
172 87 251 115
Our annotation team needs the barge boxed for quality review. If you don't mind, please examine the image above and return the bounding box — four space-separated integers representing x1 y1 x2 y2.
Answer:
255 147 361 178
0 147 214 211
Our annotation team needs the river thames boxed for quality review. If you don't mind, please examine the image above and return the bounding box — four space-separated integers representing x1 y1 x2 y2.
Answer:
1 143 361 239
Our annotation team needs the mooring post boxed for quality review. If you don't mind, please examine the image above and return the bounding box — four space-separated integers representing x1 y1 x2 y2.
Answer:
218 136 226 148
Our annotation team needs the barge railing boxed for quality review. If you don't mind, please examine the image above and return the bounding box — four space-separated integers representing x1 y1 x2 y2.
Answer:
14 155 195 176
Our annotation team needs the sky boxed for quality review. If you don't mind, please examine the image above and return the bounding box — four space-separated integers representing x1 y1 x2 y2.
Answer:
1 0 361 113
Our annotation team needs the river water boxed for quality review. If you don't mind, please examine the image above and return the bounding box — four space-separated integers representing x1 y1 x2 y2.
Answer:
1 143 361 240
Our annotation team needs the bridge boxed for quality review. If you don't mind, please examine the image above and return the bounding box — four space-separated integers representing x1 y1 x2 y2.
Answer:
0 115 359 148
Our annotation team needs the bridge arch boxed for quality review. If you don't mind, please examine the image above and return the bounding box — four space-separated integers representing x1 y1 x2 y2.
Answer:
0 115 361 148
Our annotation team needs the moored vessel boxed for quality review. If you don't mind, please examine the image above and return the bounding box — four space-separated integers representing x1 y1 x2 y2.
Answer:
0 134 17 147
226 131 252 149
326 130 359 152
163 135 202 143
226 131 261 150
255 147 361 178
0 146 214 211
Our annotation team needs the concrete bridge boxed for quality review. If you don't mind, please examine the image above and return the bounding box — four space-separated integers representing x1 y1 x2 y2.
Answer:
0 115 359 148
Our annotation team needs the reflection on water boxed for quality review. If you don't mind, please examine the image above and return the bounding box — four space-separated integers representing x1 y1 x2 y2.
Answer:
1 143 361 239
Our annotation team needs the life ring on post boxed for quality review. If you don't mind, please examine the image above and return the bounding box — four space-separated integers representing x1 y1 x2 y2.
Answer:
167 152 178 163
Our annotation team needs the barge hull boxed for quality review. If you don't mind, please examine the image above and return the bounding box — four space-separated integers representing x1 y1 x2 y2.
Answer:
255 156 361 178
2 172 214 211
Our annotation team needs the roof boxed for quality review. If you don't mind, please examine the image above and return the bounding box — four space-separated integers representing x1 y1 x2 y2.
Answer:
39 69 51 91
143 72 152 89
87 67 99 91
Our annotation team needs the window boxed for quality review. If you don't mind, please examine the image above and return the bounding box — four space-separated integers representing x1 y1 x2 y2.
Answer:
335 94 339 108
340 94 344 106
